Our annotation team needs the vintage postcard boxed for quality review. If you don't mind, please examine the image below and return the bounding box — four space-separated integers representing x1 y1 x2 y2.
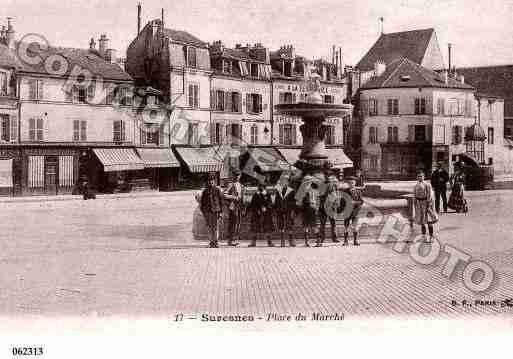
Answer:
1 0 513 356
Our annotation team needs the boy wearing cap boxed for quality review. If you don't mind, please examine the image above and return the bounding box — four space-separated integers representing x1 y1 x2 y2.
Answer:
340 176 363 246
318 176 340 246
200 173 224 248
248 182 275 247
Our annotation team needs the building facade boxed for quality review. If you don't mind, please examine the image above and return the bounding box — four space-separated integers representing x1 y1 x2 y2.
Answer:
210 41 272 147
359 57 506 179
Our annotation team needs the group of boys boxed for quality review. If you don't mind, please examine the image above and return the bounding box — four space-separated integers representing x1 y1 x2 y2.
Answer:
200 171 364 248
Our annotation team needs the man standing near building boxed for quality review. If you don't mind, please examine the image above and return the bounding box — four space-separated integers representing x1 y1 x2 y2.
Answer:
340 176 363 246
200 173 224 248
224 171 243 246
431 162 449 213
274 173 296 247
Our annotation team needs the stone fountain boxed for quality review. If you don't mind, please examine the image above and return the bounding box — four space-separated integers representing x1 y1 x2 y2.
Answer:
275 72 353 184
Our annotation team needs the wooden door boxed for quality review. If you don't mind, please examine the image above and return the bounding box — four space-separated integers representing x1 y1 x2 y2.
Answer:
44 156 58 195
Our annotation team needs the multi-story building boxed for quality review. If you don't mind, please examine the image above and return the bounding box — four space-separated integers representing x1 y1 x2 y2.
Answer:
0 20 150 196
209 41 272 147
359 57 506 179
270 45 352 169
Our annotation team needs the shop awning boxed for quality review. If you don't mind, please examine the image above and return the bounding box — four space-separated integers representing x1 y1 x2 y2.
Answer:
136 148 180 168
277 148 301 167
175 147 225 173
243 146 290 172
93 148 145 172
326 148 353 169
0 159 13 187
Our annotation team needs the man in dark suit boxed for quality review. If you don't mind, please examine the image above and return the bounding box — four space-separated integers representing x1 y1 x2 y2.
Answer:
200 173 224 248
431 162 449 213
274 174 296 247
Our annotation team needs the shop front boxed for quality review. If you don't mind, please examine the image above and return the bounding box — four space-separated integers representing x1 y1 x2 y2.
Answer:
0 147 21 196
381 143 431 180
22 146 79 196
136 147 181 191
90 147 146 193
174 146 225 189
240 146 290 185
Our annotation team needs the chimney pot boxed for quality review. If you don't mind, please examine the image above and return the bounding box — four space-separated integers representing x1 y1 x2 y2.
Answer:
5 17 15 49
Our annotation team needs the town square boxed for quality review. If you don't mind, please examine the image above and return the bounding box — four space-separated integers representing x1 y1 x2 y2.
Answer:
2 0 513 352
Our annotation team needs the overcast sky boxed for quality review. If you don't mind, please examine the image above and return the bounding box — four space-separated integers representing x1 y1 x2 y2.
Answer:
3 0 513 68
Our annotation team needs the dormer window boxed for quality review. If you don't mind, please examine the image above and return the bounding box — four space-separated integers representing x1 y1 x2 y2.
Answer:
250 63 259 77
222 59 232 74
0 72 7 96
283 61 292 77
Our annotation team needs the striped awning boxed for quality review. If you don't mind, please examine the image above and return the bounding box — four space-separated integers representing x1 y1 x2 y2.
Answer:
245 146 290 172
0 159 13 187
136 148 180 168
93 148 145 172
175 147 225 173
326 148 353 169
277 148 301 167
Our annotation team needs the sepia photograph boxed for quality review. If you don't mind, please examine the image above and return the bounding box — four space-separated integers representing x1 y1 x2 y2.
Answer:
1 0 513 356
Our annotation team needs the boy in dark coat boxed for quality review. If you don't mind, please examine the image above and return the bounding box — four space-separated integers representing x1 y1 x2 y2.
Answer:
248 182 275 247
318 176 340 246
200 173 224 248
301 179 320 247
273 174 296 247
340 176 363 246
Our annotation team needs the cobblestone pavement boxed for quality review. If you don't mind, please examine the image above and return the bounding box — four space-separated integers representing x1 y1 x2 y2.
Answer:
1 190 513 321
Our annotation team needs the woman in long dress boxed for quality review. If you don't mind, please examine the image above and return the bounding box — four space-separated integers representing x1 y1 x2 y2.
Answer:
413 171 439 242
448 170 467 213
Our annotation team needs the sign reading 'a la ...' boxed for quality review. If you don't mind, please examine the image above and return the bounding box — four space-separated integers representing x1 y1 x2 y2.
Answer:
275 83 342 94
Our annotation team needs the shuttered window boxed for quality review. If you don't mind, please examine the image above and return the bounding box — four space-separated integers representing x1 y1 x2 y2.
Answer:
28 156 44 188
437 98 445 115
113 120 125 142
250 125 258 145
72 120 87 141
188 83 199 108
29 79 44 100
29 118 44 141
58 156 74 187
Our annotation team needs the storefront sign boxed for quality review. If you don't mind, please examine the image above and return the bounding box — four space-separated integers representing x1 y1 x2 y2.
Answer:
274 83 342 94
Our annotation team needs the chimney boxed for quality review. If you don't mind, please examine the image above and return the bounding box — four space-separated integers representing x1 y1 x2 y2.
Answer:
89 38 96 50
0 26 5 41
339 48 344 78
137 3 142 35
161 8 165 29
374 60 386 77
106 48 117 63
6 17 15 49
379 17 384 35
460 74 465 84
332 45 336 65
443 69 449 84
322 63 327 81
98 34 109 58
448 43 452 75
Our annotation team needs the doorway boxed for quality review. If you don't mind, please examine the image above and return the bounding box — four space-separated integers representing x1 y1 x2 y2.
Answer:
44 156 58 195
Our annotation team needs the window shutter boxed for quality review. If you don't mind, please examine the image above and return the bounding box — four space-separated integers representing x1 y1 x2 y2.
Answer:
29 80 36 100
36 118 44 141
210 90 215 109
458 126 463 144
37 80 43 100
65 85 73 102
292 125 297 145
279 93 285 104
194 85 199 108
140 127 146 145
159 125 165 146
73 120 80 141
408 125 415 143
426 125 432 142
225 91 233 112
292 93 297 104
279 124 284 144
387 126 392 143
375 126 379 143
80 121 87 141
29 118 35 141
113 121 119 142
72 86 79 103
246 94 252 113
10 115 17 142
87 83 95 102
188 84 194 107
